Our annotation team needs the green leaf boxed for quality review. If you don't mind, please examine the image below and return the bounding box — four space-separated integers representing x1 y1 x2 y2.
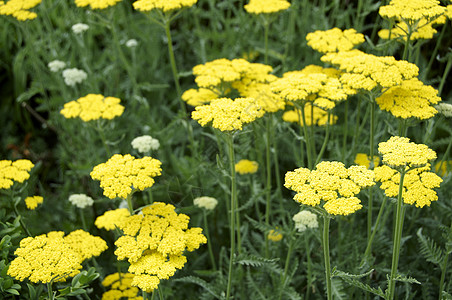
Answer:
394 275 420 284
332 268 384 298
174 276 220 298
6 288 20 295
331 278 347 300
417 228 444 266
27 283 36 299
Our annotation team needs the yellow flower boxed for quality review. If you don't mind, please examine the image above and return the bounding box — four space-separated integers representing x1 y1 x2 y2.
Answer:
91 154 162 199
354 153 380 169
235 159 259 175
0 159 34 190
321 50 419 91
7 230 107 283
0 0 41 21
435 160 452 177
267 229 283 242
282 104 338 127
181 88 219 106
378 19 443 41
191 97 265 131
379 0 446 23
96 208 131 230
244 0 290 14
102 273 141 300
133 0 197 13
24 196 43 210
74 0 121 9
60 94 125 122
114 202 207 293
375 164 442 207
284 161 375 216
306 28 365 53
376 78 441 120
378 136 437 169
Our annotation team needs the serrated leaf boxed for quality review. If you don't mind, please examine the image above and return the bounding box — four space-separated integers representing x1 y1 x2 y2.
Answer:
174 276 220 298
394 275 420 284
417 228 444 266
235 254 279 268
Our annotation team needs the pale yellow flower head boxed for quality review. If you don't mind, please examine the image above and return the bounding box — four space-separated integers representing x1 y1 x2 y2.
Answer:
284 161 375 216
292 210 318 232
378 136 437 169
114 202 207 293
24 196 43 210
244 0 290 14
133 0 197 12
235 159 259 175
191 97 265 131
74 0 121 9
376 78 441 120
7 230 107 283
60 94 125 122
306 28 365 53
90 154 162 199
0 159 34 190
0 0 41 21
321 50 419 91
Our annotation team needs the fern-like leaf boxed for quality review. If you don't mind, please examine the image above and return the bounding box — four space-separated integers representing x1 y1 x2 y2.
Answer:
417 228 444 266
174 276 221 299
332 268 384 298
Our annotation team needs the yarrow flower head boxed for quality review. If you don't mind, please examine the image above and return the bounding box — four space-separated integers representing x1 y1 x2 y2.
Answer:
292 210 318 232
24 196 43 210
7 230 107 283
102 273 141 300
244 0 290 14
133 0 197 13
74 0 122 9
91 154 162 199
191 97 265 131
95 208 131 230
69 194 94 209
48 60 66 72
235 159 259 174
0 0 41 21
60 94 124 122
131 135 160 153
354 153 380 169
321 50 419 91
193 196 218 210
435 102 452 118
267 229 283 242
376 78 441 120
379 0 446 23
0 159 34 190
285 161 375 216
282 104 338 127
114 202 207 293
378 136 437 169
126 39 138 48
71 23 89 34
62 68 87 86
306 28 365 53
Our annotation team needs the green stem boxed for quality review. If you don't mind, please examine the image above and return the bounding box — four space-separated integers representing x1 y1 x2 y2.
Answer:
126 194 134 215
264 17 270 65
282 0 297 71
342 100 349 163
315 111 331 165
158 287 164 300
438 222 452 300
47 282 54 300
80 209 87 231
387 170 406 300
402 26 412 61
299 103 313 169
322 215 332 300
278 230 296 300
425 21 448 78
265 117 272 257
355 0 364 31
368 99 376 243
438 54 452 96
13 203 31 237
203 210 217 270
363 197 388 260
95 123 111 157
305 232 313 300
226 133 237 300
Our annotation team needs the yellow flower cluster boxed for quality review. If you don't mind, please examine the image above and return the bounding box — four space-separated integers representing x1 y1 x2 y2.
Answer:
181 88 218 107
267 229 283 242
102 273 141 300
7 230 107 283
24 196 43 210
114 202 207 292
379 0 446 23
191 97 265 131
378 136 437 169
60 94 125 122
133 0 197 12
375 164 442 207
376 78 441 120
378 18 445 41
244 0 290 14
306 28 365 53
91 154 162 199
282 104 338 127
235 159 259 174
95 208 131 230
74 0 121 9
271 65 356 109
0 159 34 190
284 161 375 216
321 50 419 91
354 153 380 169
0 0 41 21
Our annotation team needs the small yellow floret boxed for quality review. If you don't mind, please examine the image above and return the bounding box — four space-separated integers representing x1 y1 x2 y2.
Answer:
133 0 197 12
244 0 290 14
24 196 43 210
235 159 259 174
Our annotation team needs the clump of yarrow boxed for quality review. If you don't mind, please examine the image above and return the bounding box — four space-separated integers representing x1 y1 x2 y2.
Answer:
69 194 94 209
131 135 160 153
293 210 318 232
194 196 218 210
48 60 66 72
62 68 87 86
